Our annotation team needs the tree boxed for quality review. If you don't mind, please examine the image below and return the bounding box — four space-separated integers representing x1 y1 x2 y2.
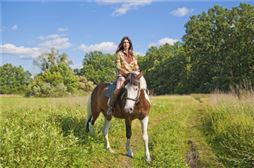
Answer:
139 43 188 95
28 50 80 97
34 48 72 72
0 64 32 94
80 51 116 84
28 64 79 97
183 3 254 92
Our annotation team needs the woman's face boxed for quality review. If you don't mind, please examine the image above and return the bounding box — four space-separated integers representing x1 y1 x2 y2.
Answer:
123 39 130 51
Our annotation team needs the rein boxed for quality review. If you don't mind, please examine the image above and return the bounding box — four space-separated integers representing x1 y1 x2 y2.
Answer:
123 88 141 104
126 89 140 103
121 73 145 104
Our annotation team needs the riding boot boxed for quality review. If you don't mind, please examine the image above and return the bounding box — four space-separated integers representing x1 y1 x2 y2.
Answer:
107 89 121 116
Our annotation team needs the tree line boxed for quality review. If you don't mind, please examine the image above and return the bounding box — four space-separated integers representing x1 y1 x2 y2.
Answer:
1 3 253 96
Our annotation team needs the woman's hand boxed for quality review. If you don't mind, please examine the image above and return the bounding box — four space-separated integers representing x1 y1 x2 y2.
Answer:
120 70 128 78
133 71 140 75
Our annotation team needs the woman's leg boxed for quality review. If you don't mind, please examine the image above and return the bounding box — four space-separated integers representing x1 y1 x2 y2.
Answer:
107 76 126 116
115 76 125 93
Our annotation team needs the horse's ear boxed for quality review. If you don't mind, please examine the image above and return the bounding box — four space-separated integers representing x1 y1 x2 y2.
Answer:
137 71 144 79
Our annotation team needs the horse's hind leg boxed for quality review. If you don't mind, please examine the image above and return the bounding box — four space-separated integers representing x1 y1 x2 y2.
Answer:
86 95 93 133
103 117 114 153
86 115 92 133
88 108 101 133
86 95 100 133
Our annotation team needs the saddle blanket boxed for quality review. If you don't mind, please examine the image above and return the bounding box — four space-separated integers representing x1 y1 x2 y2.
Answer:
104 83 116 98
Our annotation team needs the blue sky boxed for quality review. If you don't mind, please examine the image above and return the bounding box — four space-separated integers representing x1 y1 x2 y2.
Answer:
1 0 253 75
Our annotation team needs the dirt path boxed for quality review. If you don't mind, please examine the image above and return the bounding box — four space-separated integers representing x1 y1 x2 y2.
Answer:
89 95 223 168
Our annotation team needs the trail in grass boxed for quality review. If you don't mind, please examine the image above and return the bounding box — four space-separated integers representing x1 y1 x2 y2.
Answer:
0 95 224 168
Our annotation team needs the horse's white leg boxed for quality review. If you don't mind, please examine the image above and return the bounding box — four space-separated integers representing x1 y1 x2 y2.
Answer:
126 138 133 157
103 117 114 153
141 116 151 162
125 119 133 157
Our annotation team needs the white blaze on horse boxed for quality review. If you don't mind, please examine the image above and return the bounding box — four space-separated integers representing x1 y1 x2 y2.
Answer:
86 72 151 162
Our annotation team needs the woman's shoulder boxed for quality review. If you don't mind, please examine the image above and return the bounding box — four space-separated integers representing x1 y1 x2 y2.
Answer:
132 52 138 57
116 51 125 58
116 50 124 55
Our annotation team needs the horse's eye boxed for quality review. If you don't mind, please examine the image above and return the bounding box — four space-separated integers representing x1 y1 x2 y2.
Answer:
135 88 138 91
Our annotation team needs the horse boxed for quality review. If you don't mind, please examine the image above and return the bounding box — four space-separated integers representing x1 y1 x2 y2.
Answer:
86 72 151 162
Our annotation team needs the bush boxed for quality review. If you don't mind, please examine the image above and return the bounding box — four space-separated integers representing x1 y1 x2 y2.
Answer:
27 64 79 97
77 76 94 92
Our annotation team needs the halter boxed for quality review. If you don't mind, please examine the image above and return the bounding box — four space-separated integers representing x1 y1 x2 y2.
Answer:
122 73 141 104
125 89 140 103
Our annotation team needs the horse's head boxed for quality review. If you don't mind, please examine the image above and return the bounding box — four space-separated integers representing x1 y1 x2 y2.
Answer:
123 72 144 113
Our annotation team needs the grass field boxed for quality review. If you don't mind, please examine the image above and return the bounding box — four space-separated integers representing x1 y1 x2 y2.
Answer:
0 93 253 167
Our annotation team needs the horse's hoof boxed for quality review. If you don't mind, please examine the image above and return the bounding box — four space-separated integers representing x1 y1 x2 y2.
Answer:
145 156 151 162
126 151 134 158
108 148 115 153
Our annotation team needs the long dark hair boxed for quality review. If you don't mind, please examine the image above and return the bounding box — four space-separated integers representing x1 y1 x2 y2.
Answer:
115 36 133 55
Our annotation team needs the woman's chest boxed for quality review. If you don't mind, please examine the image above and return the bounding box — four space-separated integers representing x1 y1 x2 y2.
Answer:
123 55 134 64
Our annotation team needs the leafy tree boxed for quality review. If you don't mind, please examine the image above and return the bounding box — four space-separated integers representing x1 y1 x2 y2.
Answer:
34 48 72 72
80 51 116 84
28 50 82 97
0 64 32 94
183 3 254 92
28 64 79 97
139 43 188 95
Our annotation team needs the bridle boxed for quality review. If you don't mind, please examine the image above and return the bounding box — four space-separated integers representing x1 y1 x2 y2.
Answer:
125 89 140 103
121 74 141 104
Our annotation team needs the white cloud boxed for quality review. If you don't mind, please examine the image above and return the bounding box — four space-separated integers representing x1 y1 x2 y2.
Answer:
170 7 193 17
1 33 73 60
158 38 178 45
0 43 43 59
149 37 178 48
134 51 145 56
57 27 68 32
11 24 18 30
38 34 71 50
96 0 152 16
70 63 83 70
78 42 117 53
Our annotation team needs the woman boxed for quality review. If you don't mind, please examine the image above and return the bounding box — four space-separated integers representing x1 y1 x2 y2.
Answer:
107 36 140 116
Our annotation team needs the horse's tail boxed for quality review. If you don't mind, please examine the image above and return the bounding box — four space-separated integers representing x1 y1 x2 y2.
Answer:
86 94 92 133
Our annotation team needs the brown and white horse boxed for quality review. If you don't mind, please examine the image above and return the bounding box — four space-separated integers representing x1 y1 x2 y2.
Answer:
86 72 151 162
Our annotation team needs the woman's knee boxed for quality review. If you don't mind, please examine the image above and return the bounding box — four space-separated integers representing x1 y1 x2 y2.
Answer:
118 77 125 82
116 77 125 89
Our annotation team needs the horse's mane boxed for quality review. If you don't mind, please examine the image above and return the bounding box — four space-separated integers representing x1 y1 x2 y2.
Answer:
139 76 147 90
124 73 147 90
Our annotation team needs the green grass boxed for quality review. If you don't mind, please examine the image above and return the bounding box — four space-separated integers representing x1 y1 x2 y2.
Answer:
201 94 254 167
1 94 253 167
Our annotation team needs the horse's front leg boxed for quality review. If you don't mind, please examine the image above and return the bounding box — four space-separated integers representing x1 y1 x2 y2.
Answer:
103 117 114 153
125 119 133 157
141 116 151 162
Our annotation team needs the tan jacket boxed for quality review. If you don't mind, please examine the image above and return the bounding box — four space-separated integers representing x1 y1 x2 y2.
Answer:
116 51 139 75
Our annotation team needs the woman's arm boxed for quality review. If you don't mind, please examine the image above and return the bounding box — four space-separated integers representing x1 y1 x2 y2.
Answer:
116 52 128 76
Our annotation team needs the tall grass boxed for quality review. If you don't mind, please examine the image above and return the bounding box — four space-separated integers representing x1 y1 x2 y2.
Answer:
0 96 123 167
2 94 252 167
202 93 254 167
0 95 197 168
